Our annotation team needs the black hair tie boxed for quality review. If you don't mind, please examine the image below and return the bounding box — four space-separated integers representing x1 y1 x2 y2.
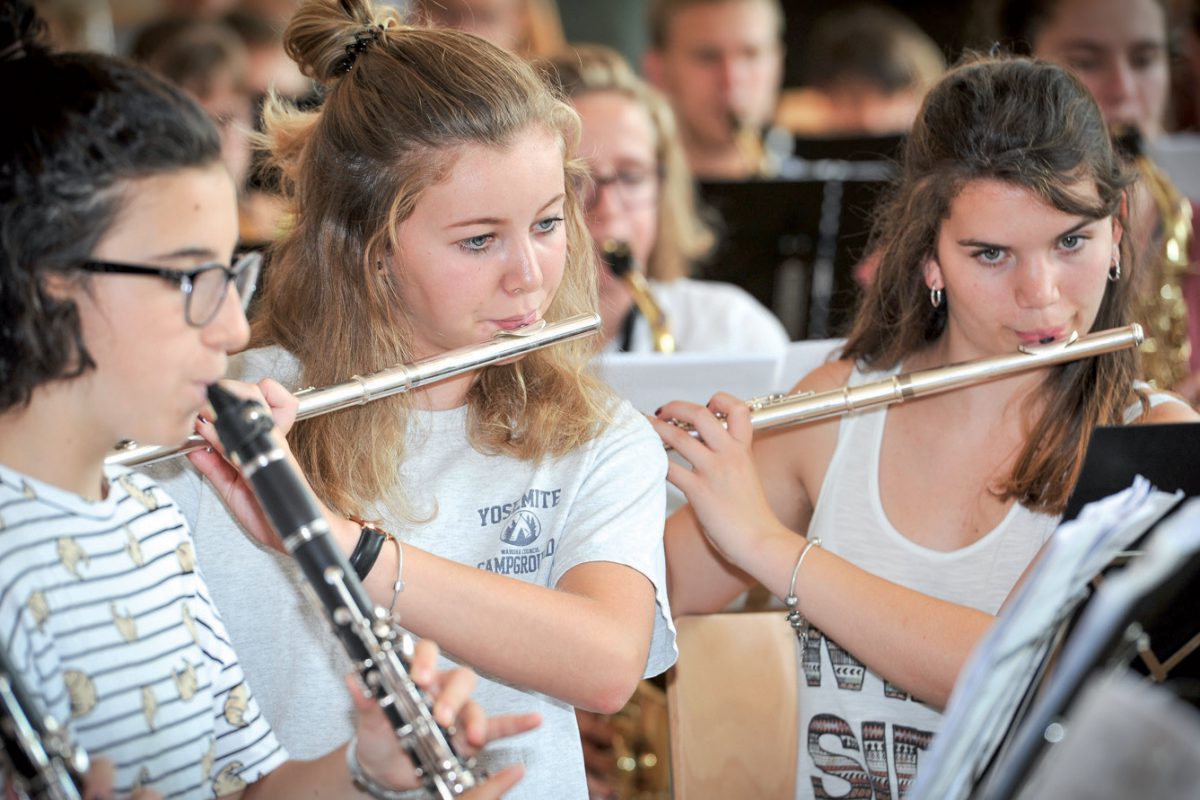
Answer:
334 24 384 75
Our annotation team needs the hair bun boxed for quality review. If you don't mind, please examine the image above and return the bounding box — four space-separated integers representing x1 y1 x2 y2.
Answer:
0 0 49 64
284 0 393 84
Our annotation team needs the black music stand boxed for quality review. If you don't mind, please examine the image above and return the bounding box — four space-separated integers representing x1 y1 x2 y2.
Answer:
1063 422 1200 522
789 132 904 163
1063 421 1200 683
979 498 1200 800
696 179 821 336
695 132 900 341
696 177 882 340
973 423 1200 798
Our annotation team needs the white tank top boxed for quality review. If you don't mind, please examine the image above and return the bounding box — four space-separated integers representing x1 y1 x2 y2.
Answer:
793 362 1060 799
790 367 1187 798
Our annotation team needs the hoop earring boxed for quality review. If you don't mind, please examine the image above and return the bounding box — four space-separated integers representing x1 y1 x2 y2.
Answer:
930 287 944 308
1108 257 1121 282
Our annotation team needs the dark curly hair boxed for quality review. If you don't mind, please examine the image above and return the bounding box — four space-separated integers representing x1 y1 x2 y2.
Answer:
0 0 221 413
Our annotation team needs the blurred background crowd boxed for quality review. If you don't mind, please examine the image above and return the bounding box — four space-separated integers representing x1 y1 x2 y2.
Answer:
23 2 1200 796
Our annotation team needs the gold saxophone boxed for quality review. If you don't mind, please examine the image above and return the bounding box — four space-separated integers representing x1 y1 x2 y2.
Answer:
601 240 676 354
730 111 776 179
1116 128 1193 389
106 313 601 468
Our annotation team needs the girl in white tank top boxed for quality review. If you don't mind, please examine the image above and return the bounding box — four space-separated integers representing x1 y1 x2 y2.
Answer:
654 56 1199 799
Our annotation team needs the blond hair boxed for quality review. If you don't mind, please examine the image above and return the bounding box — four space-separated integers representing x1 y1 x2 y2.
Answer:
544 44 715 281
254 0 611 519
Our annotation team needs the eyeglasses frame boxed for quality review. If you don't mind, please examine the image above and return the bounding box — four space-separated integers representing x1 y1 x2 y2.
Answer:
78 250 262 328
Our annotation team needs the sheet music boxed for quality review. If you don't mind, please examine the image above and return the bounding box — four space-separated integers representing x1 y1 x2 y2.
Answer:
982 497 1200 799
595 351 783 414
912 478 1182 800
596 352 782 515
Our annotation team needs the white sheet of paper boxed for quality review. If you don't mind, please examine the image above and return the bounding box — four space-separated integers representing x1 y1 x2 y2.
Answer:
595 351 784 414
913 479 1182 800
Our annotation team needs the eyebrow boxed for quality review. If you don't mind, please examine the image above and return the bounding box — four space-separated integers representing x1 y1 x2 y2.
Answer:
446 193 567 230
956 219 1094 249
151 247 223 262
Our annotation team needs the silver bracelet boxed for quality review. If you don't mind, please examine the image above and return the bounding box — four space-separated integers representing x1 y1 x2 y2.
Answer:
784 537 821 637
385 532 405 612
346 734 426 800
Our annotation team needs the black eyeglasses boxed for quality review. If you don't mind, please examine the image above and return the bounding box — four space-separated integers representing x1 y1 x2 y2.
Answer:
580 165 663 213
79 250 262 328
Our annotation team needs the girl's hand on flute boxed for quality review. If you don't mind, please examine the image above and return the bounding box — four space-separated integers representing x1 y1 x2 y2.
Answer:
650 393 783 567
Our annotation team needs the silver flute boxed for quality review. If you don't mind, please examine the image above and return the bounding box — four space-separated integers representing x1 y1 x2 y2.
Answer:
107 314 600 468
668 324 1144 443
0 646 89 800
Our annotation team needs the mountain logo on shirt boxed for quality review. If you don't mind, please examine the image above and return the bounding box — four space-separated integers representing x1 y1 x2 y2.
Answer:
500 509 542 546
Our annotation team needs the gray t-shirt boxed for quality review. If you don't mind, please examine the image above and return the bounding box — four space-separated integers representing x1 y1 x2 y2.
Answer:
148 345 677 800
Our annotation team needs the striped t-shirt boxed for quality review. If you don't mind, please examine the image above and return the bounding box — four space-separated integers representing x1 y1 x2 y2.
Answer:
0 462 287 798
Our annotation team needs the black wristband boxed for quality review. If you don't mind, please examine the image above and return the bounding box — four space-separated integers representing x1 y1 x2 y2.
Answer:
348 524 386 580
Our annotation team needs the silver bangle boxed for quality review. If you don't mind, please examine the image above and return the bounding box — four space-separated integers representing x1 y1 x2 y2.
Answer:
784 537 821 637
387 534 405 612
346 734 426 800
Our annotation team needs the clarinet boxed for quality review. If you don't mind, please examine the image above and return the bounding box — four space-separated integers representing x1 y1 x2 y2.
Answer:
0 646 88 800
206 384 479 799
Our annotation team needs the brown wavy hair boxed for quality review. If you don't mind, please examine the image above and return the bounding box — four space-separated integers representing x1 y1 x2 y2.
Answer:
544 43 715 282
842 56 1141 514
253 0 611 519
1 1 222 414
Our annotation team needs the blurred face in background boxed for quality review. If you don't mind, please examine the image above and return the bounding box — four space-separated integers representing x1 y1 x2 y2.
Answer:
574 90 662 331
192 70 255 190
416 0 527 52
1032 0 1169 137
645 0 783 148
165 0 240 16
576 91 660 272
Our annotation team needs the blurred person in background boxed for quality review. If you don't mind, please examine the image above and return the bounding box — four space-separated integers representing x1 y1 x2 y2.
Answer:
548 44 789 355
132 15 286 246
223 6 312 99
642 0 785 180
411 0 566 58
981 0 1200 402
778 2 945 137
